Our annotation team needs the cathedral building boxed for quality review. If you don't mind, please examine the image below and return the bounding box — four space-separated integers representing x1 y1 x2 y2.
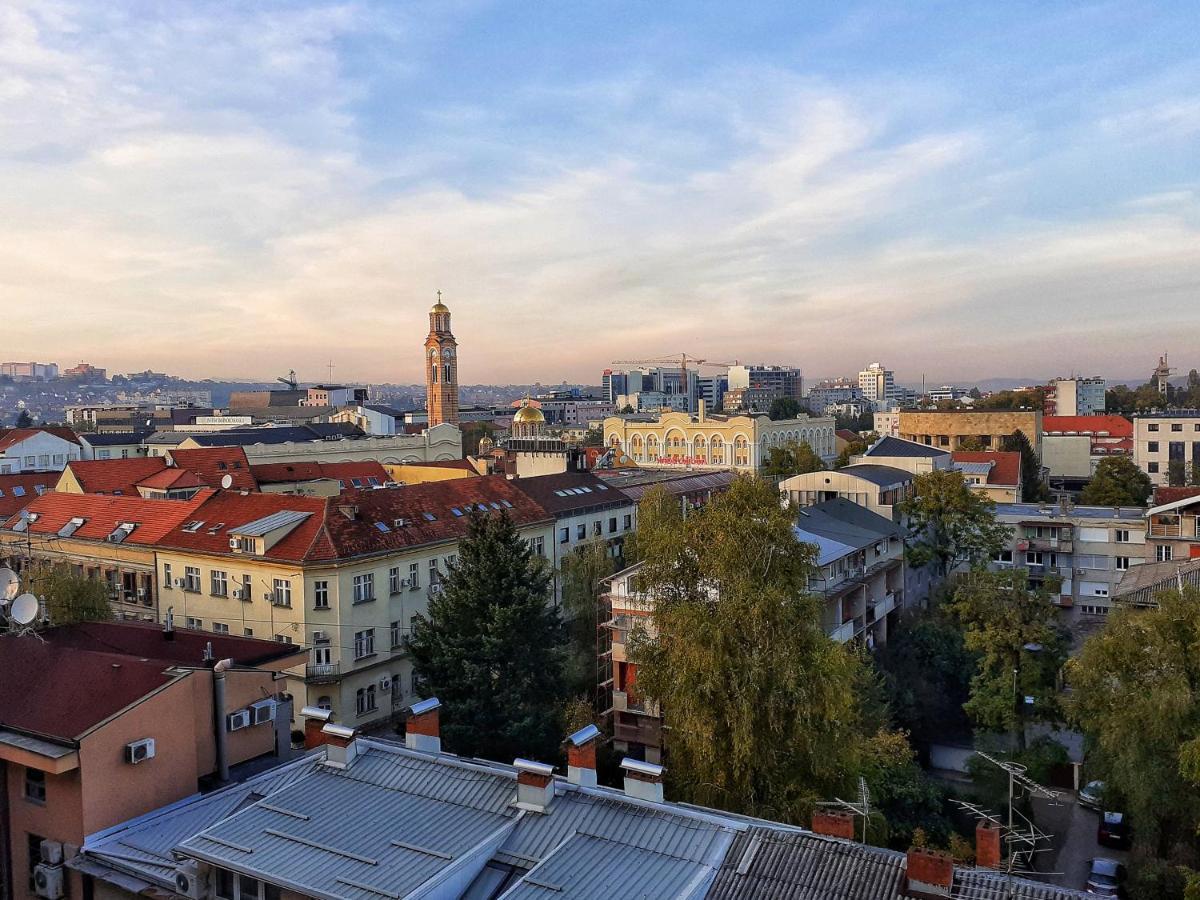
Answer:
424 294 459 426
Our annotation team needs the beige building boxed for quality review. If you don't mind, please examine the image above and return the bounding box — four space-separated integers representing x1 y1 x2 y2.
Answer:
1133 413 1200 486
778 464 915 521
898 409 1042 455
603 404 836 472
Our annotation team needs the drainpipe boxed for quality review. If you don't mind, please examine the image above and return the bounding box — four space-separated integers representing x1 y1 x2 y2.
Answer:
213 659 234 783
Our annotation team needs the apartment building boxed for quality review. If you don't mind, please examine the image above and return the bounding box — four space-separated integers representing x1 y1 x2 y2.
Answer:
727 364 803 407
858 362 895 408
0 429 83 475
779 465 915 521
992 501 1147 618
806 379 862 415
1144 492 1200 563
898 409 1043 456
0 621 302 900
152 478 554 729
0 362 58 381
1046 376 1106 416
1133 411 1200 486
852 437 1022 502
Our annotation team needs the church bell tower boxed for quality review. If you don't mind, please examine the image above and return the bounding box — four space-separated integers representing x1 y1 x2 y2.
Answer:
425 292 459 427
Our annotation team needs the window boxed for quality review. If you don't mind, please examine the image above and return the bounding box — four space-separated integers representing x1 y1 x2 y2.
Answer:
37 454 49 468
1148 423 1159 432
391 620 404 648
52 454 63 466
312 642 331 666
1075 554 1108 570
97 449 110 460
994 550 1013 564
187 617 202 629
213 622 230 634
184 566 201 592
353 573 375 603
577 523 586 540
1116 556 1130 571
445 554 457 568
593 521 602 537
211 570 228 597
623 514 632 530
1115 529 1130 543
1025 551 1043 566
314 580 329 609
408 562 420 589
429 558 439 583
24 767 46 804
272 579 292 606
235 536 257 553
1172 423 1184 432
1148 462 1159 474
356 685 377 716
530 536 545 557
275 634 294 645
560 527 570 544
354 628 375 659
244 628 254 637
608 517 617 534
163 563 173 588
389 566 402 595
1148 441 1159 453
1157 544 1173 562
215 872 281 900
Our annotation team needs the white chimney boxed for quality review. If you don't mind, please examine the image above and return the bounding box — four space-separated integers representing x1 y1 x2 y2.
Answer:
621 757 665 803
321 723 358 768
513 758 556 813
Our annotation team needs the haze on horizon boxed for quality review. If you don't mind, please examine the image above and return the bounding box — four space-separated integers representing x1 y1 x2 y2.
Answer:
4 1 1199 386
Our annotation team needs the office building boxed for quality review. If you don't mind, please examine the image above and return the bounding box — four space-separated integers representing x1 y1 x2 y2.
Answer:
857 362 895 408
1046 377 1106 416
1133 412 1200 486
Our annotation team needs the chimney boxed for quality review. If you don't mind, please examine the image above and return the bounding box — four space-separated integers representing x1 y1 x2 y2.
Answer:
975 821 1001 870
620 757 665 803
811 810 856 841
321 722 358 768
513 758 556 812
300 705 332 750
905 848 954 899
405 698 441 753
212 658 234 784
565 723 600 787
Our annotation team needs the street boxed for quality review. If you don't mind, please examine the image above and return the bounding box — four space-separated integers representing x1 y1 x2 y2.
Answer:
1033 792 1130 893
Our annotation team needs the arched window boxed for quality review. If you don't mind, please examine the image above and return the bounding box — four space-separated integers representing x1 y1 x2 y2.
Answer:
317 695 332 711
444 362 452 383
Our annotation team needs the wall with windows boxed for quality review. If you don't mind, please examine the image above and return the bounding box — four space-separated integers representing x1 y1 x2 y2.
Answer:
1134 414 1200 486
0 431 82 474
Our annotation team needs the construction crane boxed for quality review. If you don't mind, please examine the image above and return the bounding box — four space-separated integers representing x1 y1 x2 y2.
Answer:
611 354 740 392
277 369 299 390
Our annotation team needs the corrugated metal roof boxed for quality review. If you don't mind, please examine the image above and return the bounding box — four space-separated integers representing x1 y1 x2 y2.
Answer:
954 461 994 476
864 436 949 458
232 509 312 536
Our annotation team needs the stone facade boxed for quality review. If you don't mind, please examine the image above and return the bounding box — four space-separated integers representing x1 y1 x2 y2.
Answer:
898 409 1042 454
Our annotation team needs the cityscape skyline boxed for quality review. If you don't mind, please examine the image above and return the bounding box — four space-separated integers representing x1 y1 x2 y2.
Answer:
7 2 1200 382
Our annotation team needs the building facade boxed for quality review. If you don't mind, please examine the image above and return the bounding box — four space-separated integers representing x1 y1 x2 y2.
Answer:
858 362 895 408
1046 377 1106 416
779 464 916 521
424 296 459 427
726 365 803 408
898 409 1043 455
0 429 84 474
1133 412 1200 486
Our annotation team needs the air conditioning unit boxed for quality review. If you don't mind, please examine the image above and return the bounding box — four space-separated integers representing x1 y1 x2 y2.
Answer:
173 578 185 588
379 676 393 691
232 588 245 600
125 738 156 764
174 860 209 900
229 537 241 550
312 630 327 642
40 840 64 866
33 864 64 900
1075 569 1087 577
227 710 251 731
250 699 277 725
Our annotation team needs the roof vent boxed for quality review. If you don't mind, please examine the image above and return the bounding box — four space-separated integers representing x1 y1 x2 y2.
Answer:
514 758 556 812
620 757 665 803
405 698 441 754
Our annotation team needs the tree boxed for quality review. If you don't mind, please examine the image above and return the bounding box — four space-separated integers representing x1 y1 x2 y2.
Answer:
1001 429 1047 502
768 396 801 421
15 409 33 428
1081 456 1152 507
947 569 1067 750
898 470 1009 579
628 477 897 823
834 439 867 469
580 426 604 447
1069 587 1200 863
560 540 620 698
957 435 986 452
39 565 112 624
409 510 568 762
618 404 634 414
762 441 824 478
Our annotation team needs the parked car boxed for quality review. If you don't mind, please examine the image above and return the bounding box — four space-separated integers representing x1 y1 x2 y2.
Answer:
1097 811 1131 850
1079 780 1105 809
1086 857 1125 896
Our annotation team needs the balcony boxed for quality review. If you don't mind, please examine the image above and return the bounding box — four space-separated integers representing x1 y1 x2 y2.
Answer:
1150 516 1198 538
305 662 341 684
1027 537 1072 553
612 690 656 716
613 715 662 749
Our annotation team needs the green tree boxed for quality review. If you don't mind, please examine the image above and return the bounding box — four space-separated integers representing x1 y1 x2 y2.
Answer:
898 470 1009 579
768 396 801 421
560 541 619 698
618 404 634 414
762 441 825 478
1080 456 1152 507
628 477 917 825
1069 587 1200 862
580 426 604 447
957 435 986 452
409 510 568 762
15 408 33 428
948 570 1067 750
834 439 867 469
1001 429 1047 501
39 565 112 624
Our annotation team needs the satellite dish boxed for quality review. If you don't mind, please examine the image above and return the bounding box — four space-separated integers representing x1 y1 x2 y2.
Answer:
220 474 233 490
0 567 18 601
10 593 38 625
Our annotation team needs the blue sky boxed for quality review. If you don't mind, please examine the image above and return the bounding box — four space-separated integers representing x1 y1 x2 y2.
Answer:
4 1 1199 384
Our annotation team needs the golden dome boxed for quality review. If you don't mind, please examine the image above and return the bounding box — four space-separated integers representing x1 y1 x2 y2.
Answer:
513 400 545 424
431 302 449 313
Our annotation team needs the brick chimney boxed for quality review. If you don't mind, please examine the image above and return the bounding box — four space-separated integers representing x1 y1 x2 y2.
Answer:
300 705 333 749
321 722 358 769
975 821 1001 870
905 848 954 899
620 757 665 803
565 724 601 787
405 697 441 753
514 759 556 812
811 810 856 841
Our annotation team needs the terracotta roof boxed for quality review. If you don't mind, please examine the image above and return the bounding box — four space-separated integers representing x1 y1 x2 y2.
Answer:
1042 415 1132 437
251 460 389 487
835 429 861 442
64 457 168 495
156 492 329 563
1153 486 1200 506
951 450 1022 487
0 426 82 452
0 473 54 519
1 490 212 545
168 447 257 490
136 468 208 491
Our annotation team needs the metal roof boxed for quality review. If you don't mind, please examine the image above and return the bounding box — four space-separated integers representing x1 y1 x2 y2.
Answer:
231 509 311 536
1114 557 1200 605
836 464 914 487
864 436 950 458
994 502 1146 521
954 461 994 476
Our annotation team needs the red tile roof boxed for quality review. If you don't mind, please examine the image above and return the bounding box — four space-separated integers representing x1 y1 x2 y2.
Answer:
65 457 168 495
0 473 54 519
43 620 303 669
1152 486 1200 506
2 490 212 544
0 426 82 452
136 468 208 491
156 491 328 562
251 460 389 487
835 429 862 443
168 447 257 490
1042 415 1133 437
952 450 1022 487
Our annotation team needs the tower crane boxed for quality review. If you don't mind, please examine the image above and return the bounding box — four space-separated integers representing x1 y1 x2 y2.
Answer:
610 354 740 393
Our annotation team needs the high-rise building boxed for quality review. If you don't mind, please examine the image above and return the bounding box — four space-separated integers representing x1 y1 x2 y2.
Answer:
858 362 894 407
726 365 803 411
424 294 459 426
1046 377 1105 416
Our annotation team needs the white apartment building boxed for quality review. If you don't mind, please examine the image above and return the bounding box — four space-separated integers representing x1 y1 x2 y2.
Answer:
1133 412 1200 486
0 427 83 474
858 362 895 409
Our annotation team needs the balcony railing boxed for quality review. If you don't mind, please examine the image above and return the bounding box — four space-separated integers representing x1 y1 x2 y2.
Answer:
305 662 341 684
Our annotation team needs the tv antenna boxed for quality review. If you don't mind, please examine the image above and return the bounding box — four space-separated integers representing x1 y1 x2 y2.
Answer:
816 776 872 844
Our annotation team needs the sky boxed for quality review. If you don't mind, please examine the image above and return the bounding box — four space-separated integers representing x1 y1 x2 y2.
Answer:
4 1 1199 386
